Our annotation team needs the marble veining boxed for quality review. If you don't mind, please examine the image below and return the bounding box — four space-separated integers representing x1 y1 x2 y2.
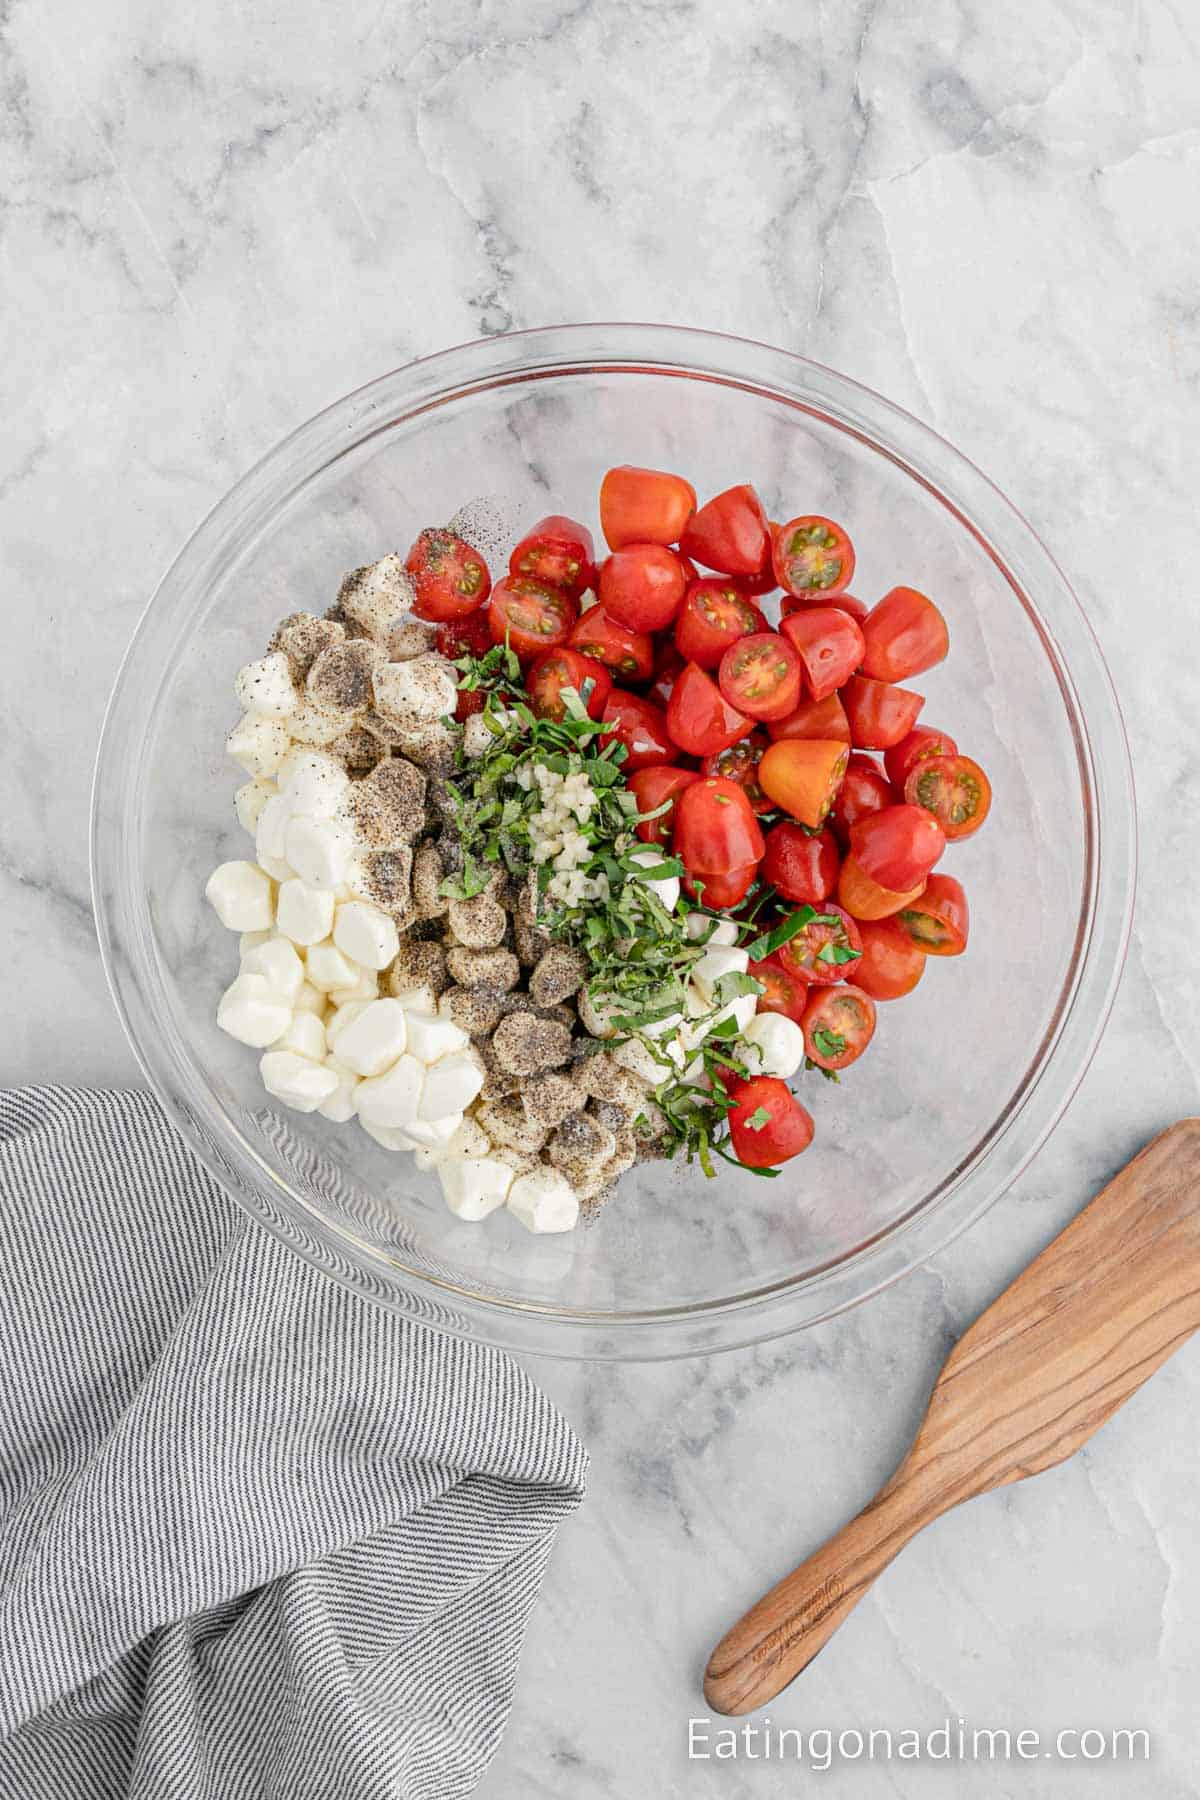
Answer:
2 0 1199 1793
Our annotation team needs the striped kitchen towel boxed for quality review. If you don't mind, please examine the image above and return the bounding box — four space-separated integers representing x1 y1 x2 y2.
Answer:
0 1088 587 1798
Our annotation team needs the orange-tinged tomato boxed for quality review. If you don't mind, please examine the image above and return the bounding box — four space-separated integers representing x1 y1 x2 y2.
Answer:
757 738 849 828
600 465 696 549
893 873 969 955
837 852 925 921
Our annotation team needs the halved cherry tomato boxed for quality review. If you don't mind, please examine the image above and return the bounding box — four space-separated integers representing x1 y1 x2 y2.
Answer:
599 691 678 772
487 577 577 660
884 726 958 791
842 674 924 750
753 952 809 1025
629 765 701 846
455 688 486 722
598 543 688 633
757 738 849 828
718 632 803 723
675 581 765 669
776 902 863 988
861 586 949 682
730 557 778 598
526 647 612 722
647 643 686 710
802 985 876 1071
434 612 493 661
405 528 492 622
509 515 594 600
894 873 969 955
569 607 654 682
850 804 944 893
726 1076 815 1167
780 607 866 702
830 752 896 842
673 777 765 909
701 731 772 815
773 516 855 596
600 465 696 550
781 590 869 624
837 853 925 921
681 483 770 576
853 918 927 1000
767 692 852 744
905 755 992 841
667 663 754 757
762 822 840 904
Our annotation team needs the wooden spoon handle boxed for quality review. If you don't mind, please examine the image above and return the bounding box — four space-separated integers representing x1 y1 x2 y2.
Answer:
704 1468 927 1715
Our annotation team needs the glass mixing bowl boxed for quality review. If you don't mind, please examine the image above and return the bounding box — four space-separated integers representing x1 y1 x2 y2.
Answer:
91 325 1135 1360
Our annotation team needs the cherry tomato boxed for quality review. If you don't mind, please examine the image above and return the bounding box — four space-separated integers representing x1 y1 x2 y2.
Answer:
842 674 924 750
600 465 696 550
487 577 577 660
776 903 863 988
667 663 754 758
894 873 969 955
726 1076 815 1167
509 515 595 600
599 690 678 773
718 632 803 723
781 589 869 624
701 731 772 814
757 738 849 828
780 607 866 702
455 689 486 722
762 822 840 905
598 543 688 633
730 557 778 598
772 516 855 596
675 581 765 669
849 804 944 893
681 483 770 576
861 586 949 682
629 765 701 846
767 692 852 744
753 951 809 1024
673 777 765 909
647 643 686 710
904 755 992 841
802 985 876 1072
434 612 493 661
569 607 655 682
884 726 958 791
853 918 927 1000
830 752 896 842
836 854 925 921
405 528 492 622
526 647 612 722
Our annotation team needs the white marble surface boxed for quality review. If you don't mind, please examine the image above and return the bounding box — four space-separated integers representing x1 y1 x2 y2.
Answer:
3 0 1199 1792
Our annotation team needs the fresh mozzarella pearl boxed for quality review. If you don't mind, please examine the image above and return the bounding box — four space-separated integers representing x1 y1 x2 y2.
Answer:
356 1054 425 1129
205 860 274 932
226 713 292 777
288 698 344 746
255 793 294 864
292 980 327 1017
271 1010 327 1061
328 967 380 1006
741 1012 806 1079
440 1156 514 1221
276 878 335 946
317 1057 360 1123
403 1011 470 1065
577 989 619 1039
389 984 439 1017
613 1037 673 1087
256 853 293 883
278 750 351 819
235 652 297 719
325 999 370 1049
235 779 277 836
332 998 408 1077
373 656 457 722
401 1113 464 1151
285 816 355 890
339 552 416 641
690 944 751 1004
240 937 305 1006
239 928 272 955
333 900 400 971
418 1050 485 1122
627 844 680 914
359 1118 413 1151
684 913 739 947
640 1008 685 1042
216 973 292 1048
306 941 360 994
259 1051 339 1112
506 1169 579 1234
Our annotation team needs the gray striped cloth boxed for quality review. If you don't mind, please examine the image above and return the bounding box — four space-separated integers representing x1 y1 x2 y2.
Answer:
0 1088 587 1798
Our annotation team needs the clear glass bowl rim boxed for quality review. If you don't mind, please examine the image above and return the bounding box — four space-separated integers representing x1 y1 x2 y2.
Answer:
91 323 1136 1361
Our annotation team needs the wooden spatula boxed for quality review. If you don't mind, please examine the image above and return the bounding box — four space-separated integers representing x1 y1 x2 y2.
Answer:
705 1119 1200 1716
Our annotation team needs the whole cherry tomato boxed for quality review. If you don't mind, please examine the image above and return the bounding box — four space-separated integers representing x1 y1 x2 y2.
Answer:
681 483 771 576
830 752 896 842
772 516 855 596
726 1076 815 1168
600 465 696 549
780 607 866 701
781 589 869 624
802 984 877 1072
629 765 701 846
675 581 765 669
569 607 655 682
841 674 924 750
487 577 577 660
599 690 678 772
509 515 595 600
405 528 492 622
861 586 949 682
776 903 862 988
667 663 754 758
849 804 945 893
753 952 809 1025
904 755 992 841
647 642 686 710
526 647 612 721
598 543 688 633
836 854 925 921
767 692 852 744
893 873 969 955
673 776 765 909
757 738 849 828
435 612 493 661
884 726 958 791
853 917 927 1000
762 822 840 904
701 731 772 815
